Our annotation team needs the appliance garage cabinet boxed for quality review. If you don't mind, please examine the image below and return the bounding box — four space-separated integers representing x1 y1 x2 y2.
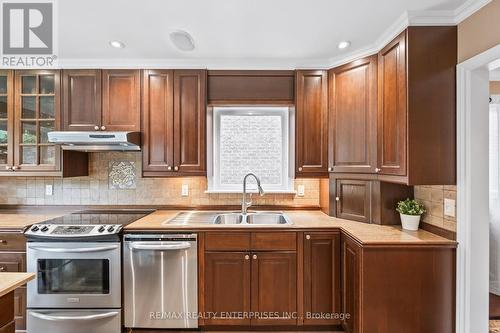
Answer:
197 230 455 333
0 69 87 177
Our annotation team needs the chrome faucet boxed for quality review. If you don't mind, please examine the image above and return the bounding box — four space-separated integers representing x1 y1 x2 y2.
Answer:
242 173 265 215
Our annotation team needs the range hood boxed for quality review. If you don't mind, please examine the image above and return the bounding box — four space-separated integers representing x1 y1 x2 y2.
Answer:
48 131 141 151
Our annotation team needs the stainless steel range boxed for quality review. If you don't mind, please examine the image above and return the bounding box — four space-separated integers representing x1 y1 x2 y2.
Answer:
24 210 152 333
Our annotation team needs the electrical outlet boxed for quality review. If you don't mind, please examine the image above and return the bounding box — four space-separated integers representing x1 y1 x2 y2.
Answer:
297 185 305 197
181 184 189 197
444 198 456 217
45 184 53 196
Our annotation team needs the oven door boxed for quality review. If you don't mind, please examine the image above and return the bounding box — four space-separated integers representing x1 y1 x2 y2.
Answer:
27 309 121 333
27 242 121 308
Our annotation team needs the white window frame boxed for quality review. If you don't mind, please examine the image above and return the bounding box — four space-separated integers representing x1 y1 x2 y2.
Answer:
206 106 295 193
490 95 500 199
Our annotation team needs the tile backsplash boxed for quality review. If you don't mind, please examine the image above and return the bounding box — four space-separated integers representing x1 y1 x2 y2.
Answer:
414 185 457 232
0 152 320 207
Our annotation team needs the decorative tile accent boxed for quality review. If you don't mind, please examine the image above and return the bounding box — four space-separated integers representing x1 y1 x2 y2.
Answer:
108 161 136 189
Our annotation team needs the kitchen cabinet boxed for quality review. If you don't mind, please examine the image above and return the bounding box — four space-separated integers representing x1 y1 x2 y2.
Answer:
377 27 457 184
142 69 206 177
62 69 102 131
102 69 141 132
341 234 455 333
328 175 413 225
203 231 297 327
328 56 377 174
0 70 87 177
303 232 341 326
0 231 27 332
295 70 328 177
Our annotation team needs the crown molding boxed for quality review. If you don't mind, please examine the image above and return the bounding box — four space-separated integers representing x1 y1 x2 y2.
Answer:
56 0 491 70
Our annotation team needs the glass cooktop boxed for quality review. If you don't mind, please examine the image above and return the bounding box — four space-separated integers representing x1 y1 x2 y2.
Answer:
38 210 154 226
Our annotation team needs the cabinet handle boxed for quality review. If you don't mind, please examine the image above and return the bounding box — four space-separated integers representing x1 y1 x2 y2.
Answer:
94 126 99 131
167 166 172 171
335 196 340 202
252 254 257 260
100 126 106 131
306 234 311 240
375 168 381 173
244 255 249 260
298 167 303 172
174 166 179 171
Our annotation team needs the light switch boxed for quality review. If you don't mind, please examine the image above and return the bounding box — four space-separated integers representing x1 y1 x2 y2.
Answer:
444 198 455 217
45 184 53 196
297 185 305 197
181 184 189 197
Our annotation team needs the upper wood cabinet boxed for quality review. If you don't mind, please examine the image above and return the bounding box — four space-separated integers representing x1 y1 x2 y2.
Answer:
102 69 141 132
303 232 341 326
329 56 377 173
62 69 140 132
62 69 101 131
0 70 14 171
377 27 457 184
295 70 328 177
142 69 206 177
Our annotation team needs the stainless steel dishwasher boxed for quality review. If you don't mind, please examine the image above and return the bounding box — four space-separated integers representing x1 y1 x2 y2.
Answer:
123 233 198 329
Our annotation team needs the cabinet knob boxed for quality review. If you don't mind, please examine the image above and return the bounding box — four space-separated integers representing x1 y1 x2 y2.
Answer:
174 166 179 171
167 166 172 171
252 254 257 260
0 240 6 244
94 125 99 130
244 255 250 260
335 196 340 202
306 235 311 240
11 166 18 171
0 267 5 272
100 126 106 131
298 167 303 172
328 167 333 172
375 168 381 173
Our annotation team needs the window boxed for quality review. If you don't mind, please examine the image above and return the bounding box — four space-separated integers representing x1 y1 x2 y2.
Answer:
207 107 294 193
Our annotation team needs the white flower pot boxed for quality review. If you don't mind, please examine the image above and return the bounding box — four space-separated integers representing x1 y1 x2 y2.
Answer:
400 213 421 231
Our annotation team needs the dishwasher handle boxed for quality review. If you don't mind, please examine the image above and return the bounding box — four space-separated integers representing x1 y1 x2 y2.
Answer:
129 241 192 251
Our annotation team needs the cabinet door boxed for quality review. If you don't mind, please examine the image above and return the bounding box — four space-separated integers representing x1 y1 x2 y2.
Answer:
102 69 140 131
335 179 371 223
173 70 206 175
14 70 61 172
303 232 341 325
251 252 297 326
62 69 101 131
142 70 175 175
296 70 328 177
342 236 361 333
204 252 251 326
14 287 26 331
0 70 13 172
329 56 377 173
378 31 407 176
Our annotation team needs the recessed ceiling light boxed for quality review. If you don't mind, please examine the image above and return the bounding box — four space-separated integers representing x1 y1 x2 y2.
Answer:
337 41 351 50
170 30 195 51
109 41 125 49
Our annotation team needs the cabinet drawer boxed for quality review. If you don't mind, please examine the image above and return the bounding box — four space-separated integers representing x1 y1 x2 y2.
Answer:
205 232 250 251
0 253 26 273
0 234 25 251
251 232 296 251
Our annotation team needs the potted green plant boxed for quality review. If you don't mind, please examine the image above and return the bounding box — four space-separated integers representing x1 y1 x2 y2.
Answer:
396 198 426 231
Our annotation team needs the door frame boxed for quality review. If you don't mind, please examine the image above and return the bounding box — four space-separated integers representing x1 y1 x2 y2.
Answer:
456 44 500 333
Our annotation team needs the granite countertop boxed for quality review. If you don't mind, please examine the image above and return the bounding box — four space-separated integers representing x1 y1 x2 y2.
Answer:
0 273 35 297
125 210 457 246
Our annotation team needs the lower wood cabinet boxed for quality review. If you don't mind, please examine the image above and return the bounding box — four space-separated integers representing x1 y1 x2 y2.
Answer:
342 234 361 333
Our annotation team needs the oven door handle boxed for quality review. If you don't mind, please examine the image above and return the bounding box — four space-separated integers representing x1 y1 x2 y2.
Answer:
129 241 192 251
30 311 119 321
29 245 119 253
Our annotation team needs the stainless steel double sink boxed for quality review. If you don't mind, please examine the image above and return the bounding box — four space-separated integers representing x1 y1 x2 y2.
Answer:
166 211 292 225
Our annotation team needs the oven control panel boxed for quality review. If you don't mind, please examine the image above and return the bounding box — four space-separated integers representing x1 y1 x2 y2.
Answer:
25 224 123 238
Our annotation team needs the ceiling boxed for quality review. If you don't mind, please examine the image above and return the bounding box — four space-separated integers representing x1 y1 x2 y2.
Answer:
57 0 471 68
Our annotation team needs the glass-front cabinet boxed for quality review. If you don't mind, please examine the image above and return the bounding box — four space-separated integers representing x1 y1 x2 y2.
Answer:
14 70 60 172
0 70 13 171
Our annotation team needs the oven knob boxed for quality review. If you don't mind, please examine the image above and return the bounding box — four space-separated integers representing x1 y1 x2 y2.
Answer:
41 226 49 232
31 226 39 232
107 226 115 233
98 226 105 233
